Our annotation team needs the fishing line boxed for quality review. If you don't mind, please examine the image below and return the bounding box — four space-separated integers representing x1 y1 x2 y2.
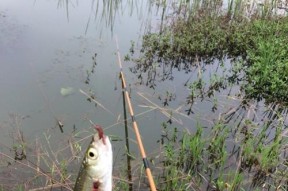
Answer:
115 37 157 191
29 62 64 133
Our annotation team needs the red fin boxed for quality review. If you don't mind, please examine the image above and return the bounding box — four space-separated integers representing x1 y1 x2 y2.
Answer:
92 181 100 191
94 125 106 145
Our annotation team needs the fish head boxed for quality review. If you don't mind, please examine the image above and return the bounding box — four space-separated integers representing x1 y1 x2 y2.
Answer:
84 125 113 179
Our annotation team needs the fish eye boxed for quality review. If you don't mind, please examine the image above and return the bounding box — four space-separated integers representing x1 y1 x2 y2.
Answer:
87 148 98 160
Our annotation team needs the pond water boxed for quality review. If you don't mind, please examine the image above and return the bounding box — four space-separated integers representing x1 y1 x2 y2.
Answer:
0 0 287 190
0 0 236 149
0 0 147 145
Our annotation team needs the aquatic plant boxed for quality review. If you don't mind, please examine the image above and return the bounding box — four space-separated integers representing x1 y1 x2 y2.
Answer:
130 0 288 109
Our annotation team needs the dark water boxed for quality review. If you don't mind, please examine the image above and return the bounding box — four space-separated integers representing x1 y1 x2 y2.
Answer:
0 0 287 190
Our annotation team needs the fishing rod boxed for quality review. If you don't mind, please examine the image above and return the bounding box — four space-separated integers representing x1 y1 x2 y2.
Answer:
121 78 133 190
115 37 157 191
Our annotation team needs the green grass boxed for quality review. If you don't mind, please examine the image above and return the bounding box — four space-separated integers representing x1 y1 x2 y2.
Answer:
153 118 287 190
125 2 288 189
129 1 288 107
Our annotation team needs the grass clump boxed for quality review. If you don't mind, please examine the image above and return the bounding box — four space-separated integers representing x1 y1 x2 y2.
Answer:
130 0 288 107
244 20 288 103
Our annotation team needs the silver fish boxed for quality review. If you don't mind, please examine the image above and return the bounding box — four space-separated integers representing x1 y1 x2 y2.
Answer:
74 125 113 191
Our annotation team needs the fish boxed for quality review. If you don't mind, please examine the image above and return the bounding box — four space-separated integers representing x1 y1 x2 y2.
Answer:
74 125 113 191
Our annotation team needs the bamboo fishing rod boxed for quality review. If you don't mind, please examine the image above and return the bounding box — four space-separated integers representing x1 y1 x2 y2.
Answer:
115 38 157 191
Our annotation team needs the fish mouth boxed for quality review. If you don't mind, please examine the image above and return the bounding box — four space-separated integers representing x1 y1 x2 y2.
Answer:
94 125 106 145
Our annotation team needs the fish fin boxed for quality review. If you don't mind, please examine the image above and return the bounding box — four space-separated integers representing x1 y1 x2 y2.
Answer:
93 181 100 191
